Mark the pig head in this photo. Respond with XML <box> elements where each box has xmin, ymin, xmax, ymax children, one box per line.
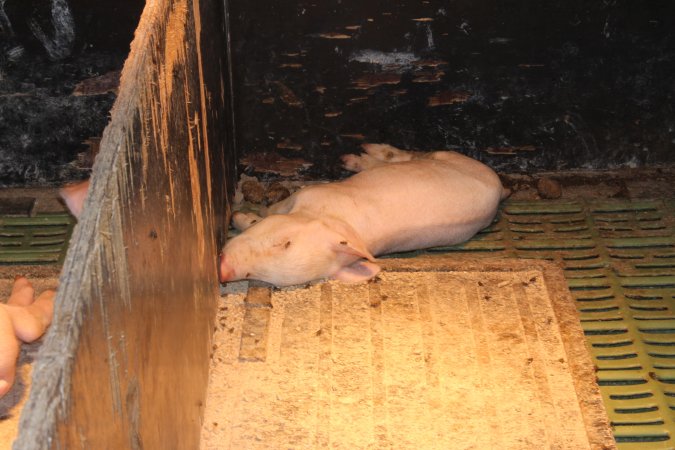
<box><xmin>219</xmin><ymin>212</ymin><xmax>381</xmax><ymax>287</ymax></box>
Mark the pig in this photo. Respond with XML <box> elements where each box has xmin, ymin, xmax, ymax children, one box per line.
<box><xmin>0</xmin><ymin>179</ymin><xmax>88</xmax><ymax>397</ymax></box>
<box><xmin>59</xmin><ymin>179</ymin><xmax>90</xmax><ymax>219</ymax></box>
<box><xmin>0</xmin><ymin>277</ymin><xmax>55</xmax><ymax>396</ymax></box>
<box><xmin>219</xmin><ymin>143</ymin><xmax>508</xmax><ymax>287</ymax></box>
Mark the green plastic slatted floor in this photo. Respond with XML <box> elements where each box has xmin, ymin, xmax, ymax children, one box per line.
<box><xmin>5</xmin><ymin>198</ymin><xmax>675</xmax><ymax>447</ymax></box>
<box><xmin>403</xmin><ymin>198</ymin><xmax>674</xmax><ymax>449</ymax></box>
<box><xmin>0</xmin><ymin>214</ymin><xmax>75</xmax><ymax>265</ymax></box>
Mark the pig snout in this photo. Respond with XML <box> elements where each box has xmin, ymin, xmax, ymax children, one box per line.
<box><xmin>216</xmin><ymin>214</ymin><xmax>382</xmax><ymax>286</ymax></box>
<box><xmin>218</xmin><ymin>253</ymin><xmax>236</xmax><ymax>283</ymax></box>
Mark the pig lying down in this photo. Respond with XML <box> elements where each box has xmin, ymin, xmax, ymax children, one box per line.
<box><xmin>0</xmin><ymin>146</ymin><xmax>503</xmax><ymax>393</ymax></box>
<box><xmin>0</xmin><ymin>180</ymin><xmax>88</xmax><ymax>397</ymax></box>
<box><xmin>219</xmin><ymin>144</ymin><xmax>508</xmax><ymax>287</ymax></box>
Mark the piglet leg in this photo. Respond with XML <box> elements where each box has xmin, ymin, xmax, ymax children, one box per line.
<box><xmin>361</xmin><ymin>143</ymin><xmax>416</xmax><ymax>162</ymax></box>
<box><xmin>0</xmin><ymin>277</ymin><xmax>55</xmax><ymax>397</ymax></box>
<box><xmin>232</xmin><ymin>211</ymin><xmax>263</xmax><ymax>231</ymax></box>
<box><xmin>342</xmin><ymin>143</ymin><xmax>419</xmax><ymax>172</ymax></box>
<box><xmin>341</xmin><ymin>153</ymin><xmax>384</xmax><ymax>172</ymax></box>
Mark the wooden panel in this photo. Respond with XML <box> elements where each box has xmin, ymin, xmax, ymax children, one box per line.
<box><xmin>202</xmin><ymin>258</ymin><xmax>615</xmax><ymax>449</ymax></box>
<box><xmin>14</xmin><ymin>0</ymin><xmax>234</xmax><ymax>448</ymax></box>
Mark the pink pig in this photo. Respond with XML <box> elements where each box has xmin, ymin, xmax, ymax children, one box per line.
<box><xmin>0</xmin><ymin>180</ymin><xmax>89</xmax><ymax>397</ymax></box>
<box><xmin>59</xmin><ymin>179</ymin><xmax>90</xmax><ymax>219</ymax></box>
<box><xmin>219</xmin><ymin>144</ymin><xmax>508</xmax><ymax>286</ymax></box>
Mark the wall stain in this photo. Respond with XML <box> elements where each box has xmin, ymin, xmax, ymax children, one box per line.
<box><xmin>352</xmin><ymin>73</ymin><xmax>401</xmax><ymax>90</ymax></box>
<box><xmin>428</xmin><ymin>91</ymin><xmax>472</xmax><ymax>107</ymax></box>
<box><xmin>240</xmin><ymin>152</ymin><xmax>313</xmax><ymax>177</ymax></box>
<box><xmin>273</xmin><ymin>81</ymin><xmax>303</xmax><ymax>107</ymax></box>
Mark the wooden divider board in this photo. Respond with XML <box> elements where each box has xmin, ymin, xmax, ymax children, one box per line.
<box><xmin>14</xmin><ymin>0</ymin><xmax>234</xmax><ymax>447</ymax></box>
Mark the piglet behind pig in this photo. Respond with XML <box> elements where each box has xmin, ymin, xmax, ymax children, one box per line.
<box><xmin>220</xmin><ymin>144</ymin><xmax>508</xmax><ymax>287</ymax></box>
<box><xmin>0</xmin><ymin>180</ymin><xmax>89</xmax><ymax>397</ymax></box>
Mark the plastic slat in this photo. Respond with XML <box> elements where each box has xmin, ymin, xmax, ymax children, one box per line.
<box><xmin>0</xmin><ymin>213</ymin><xmax>74</xmax><ymax>265</ymax></box>
<box><xmin>452</xmin><ymin>198</ymin><xmax>675</xmax><ymax>446</ymax></box>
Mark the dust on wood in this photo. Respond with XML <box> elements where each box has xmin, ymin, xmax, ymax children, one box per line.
<box><xmin>201</xmin><ymin>258</ymin><xmax>615</xmax><ymax>449</ymax></box>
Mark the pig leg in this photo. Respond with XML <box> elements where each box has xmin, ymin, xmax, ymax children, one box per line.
<box><xmin>361</xmin><ymin>143</ymin><xmax>418</xmax><ymax>162</ymax></box>
<box><xmin>232</xmin><ymin>193</ymin><xmax>298</xmax><ymax>231</ymax></box>
<box><xmin>232</xmin><ymin>212</ymin><xmax>263</xmax><ymax>231</ymax></box>
<box><xmin>341</xmin><ymin>153</ymin><xmax>385</xmax><ymax>172</ymax></box>
<box><xmin>266</xmin><ymin>194</ymin><xmax>297</xmax><ymax>215</ymax></box>
<box><xmin>342</xmin><ymin>144</ymin><xmax>423</xmax><ymax>172</ymax></box>
<box><xmin>0</xmin><ymin>277</ymin><xmax>55</xmax><ymax>397</ymax></box>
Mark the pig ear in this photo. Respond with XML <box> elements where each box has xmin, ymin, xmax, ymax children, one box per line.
<box><xmin>59</xmin><ymin>179</ymin><xmax>90</xmax><ymax>219</ymax></box>
<box><xmin>320</xmin><ymin>217</ymin><xmax>376</xmax><ymax>262</ymax></box>
<box><xmin>331</xmin><ymin>238</ymin><xmax>376</xmax><ymax>262</ymax></box>
<box><xmin>332</xmin><ymin>260</ymin><xmax>381</xmax><ymax>283</ymax></box>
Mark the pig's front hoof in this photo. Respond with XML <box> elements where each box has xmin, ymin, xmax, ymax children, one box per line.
<box><xmin>362</xmin><ymin>143</ymin><xmax>415</xmax><ymax>163</ymax></box>
<box><xmin>341</xmin><ymin>154</ymin><xmax>364</xmax><ymax>172</ymax></box>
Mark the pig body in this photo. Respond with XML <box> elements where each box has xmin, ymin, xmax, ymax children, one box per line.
<box><xmin>220</xmin><ymin>144</ymin><xmax>507</xmax><ymax>287</ymax></box>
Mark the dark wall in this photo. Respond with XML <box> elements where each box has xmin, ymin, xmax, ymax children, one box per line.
<box><xmin>0</xmin><ymin>0</ymin><xmax>145</xmax><ymax>187</ymax></box>
<box><xmin>228</xmin><ymin>0</ymin><xmax>675</xmax><ymax>177</ymax></box>
<box><xmin>2</xmin><ymin>0</ymin><xmax>144</xmax><ymax>53</ymax></box>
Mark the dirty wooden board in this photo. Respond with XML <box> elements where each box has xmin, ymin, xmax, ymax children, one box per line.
<box><xmin>13</xmin><ymin>0</ymin><xmax>234</xmax><ymax>448</ymax></box>
<box><xmin>201</xmin><ymin>257</ymin><xmax>615</xmax><ymax>449</ymax></box>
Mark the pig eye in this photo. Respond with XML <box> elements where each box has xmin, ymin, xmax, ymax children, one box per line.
<box><xmin>284</xmin><ymin>240</ymin><xmax>292</xmax><ymax>249</ymax></box>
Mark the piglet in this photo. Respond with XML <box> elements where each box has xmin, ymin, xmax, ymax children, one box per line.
<box><xmin>0</xmin><ymin>180</ymin><xmax>89</xmax><ymax>397</ymax></box>
<box><xmin>219</xmin><ymin>144</ymin><xmax>508</xmax><ymax>286</ymax></box>
<box><xmin>59</xmin><ymin>179</ymin><xmax>90</xmax><ymax>219</ymax></box>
